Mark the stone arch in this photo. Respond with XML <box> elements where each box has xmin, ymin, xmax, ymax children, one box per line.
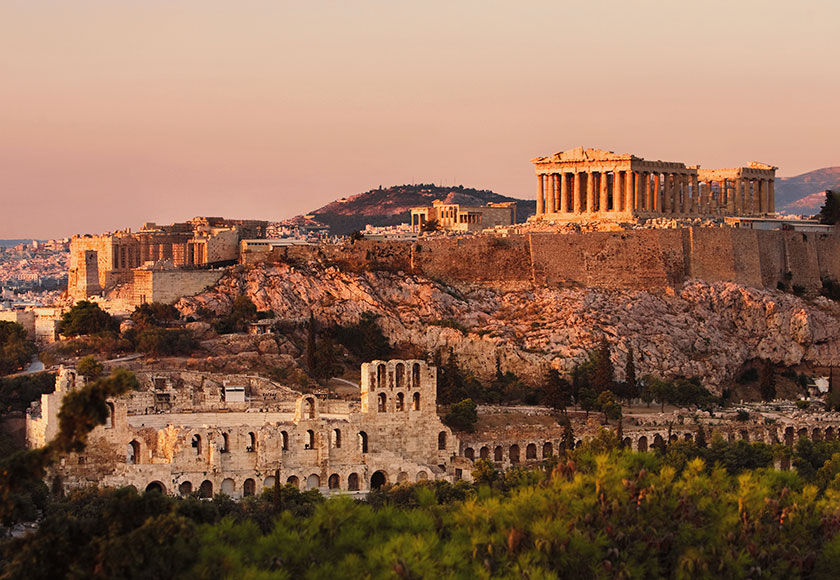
<box><xmin>509</xmin><ymin>444</ymin><xmax>520</xmax><ymax>463</ymax></box>
<box><xmin>669</xmin><ymin>434</ymin><xmax>678</xmax><ymax>443</ymax></box>
<box><xmin>178</xmin><ymin>481</ymin><xmax>192</xmax><ymax>496</ymax></box>
<box><xmin>371</xmin><ymin>470</ymin><xmax>387</xmax><ymax>490</ymax></box>
<box><xmin>306</xmin><ymin>429</ymin><xmax>315</xmax><ymax>449</ymax></box>
<box><xmin>827</xmin><ymin>427</ymin><xmax>836</xmax><ymax>441</ymax></box>
<box><xmin>145</xmin><ymin>481</ymin><xmax>166</xmax><ymax>494</ymax></box>
<box><xmin>397</xmin><ymin>472</ymin><xmax>409</xmax><ymax>484</ymax></box>
<box><xmin>652</xmin><ymin>434</ymin><xmax>665</xmax><ymax>450</ymax></box>
<box><xmin>395</xmin><ymin>362</ymin><xmax>405</xmax><ymax>389</ymax></box>
<box><xmin>359</xmin><ymin>431</ymin><xmax>369</xmax><ymax>453</ymax></box>
<box><xmin>412</xmin><ymin>363</ymin><xmax>421</xmax><ymax>387</ymax></box>
<box><xmin>333</xmin><ymin>428</ymin><xmax>342</xmax><ymax>448</ymax></box>
<box><xmin>221</xmin><ymin>432</ymin><xmax>229</xmax><ymax>453</ymax></box>
<box><xmin>798</xmin><ymin>427</ymin><xmax>808</xmax><ymax>442</ymax></box>
<box><xmin>479</xmin><ymin>446</ymin><xmax>489</xmax><ymax>460</ymax></box>
<box><xmin>243</xmin><ymin>478</ymin><xmax>256</xmax><ymax>496</ymax></box>
<box><xmin>263</xmin><ymin>476</ymin><xmax>276</xmax><ymax>489</ymax></box>
<box><xmin>348</xmin><ymin>473</ymin><xmax>360</xmax><ymax>491</ymax></box>
<box><xmin>281</xmin><ymin>430</ymin><xmax>289</xmax><ymax>450</ymax></box>
<box><xmin>813</xmin><ymin>428</ymin><xmax>823</xmax><ymax>442</ymax></box>
<box><xmin>305</xmin><ymin>397</ymin><xmax>316</xmax><ymax>419</ymax></box>
<box><xmin>221</xmin><ymin>478</ymin><xmax>235</xmax><ymax>496</ymax></box>
<box><xmin>377</xmin><ymin>392</ymin><xmax>387</xmax><ymax>412</ymax></box>
<box><xmin>412</xmin><ymin>392</ymin><xmax>420</xmax><ymax>411</ymax></box>
<box><xmin>286</xmin><ymin>475</ymin><xmax>300</xmax><ymax>488</ymax></box>
<box><xmin>526</xmin><ymin>443</ymin><xmax>537</xmax><ymax>460</ymax></box>
<box><xmin>416</xmin><ymin>471</ymin><xmax>428</xmax><ymax>482</ymax></box>
<box><xmin>247</xmin><ymin>431</ymin><xmax>256</xmax><ymax>452</ymax></box>
<box><xmin>199</xmin><ymin>480</ymin><xmax>213</xmax><ymax>498</ymax></box>
<box><xmin>785</xmin><ymin>427</ymin><xmax>795</xmax><ymax>446</ymax></box>
<box><xmin>638</xmin><ymin>436</ymin><xmax>648</xmax><ymax>452</ymax></box>
<box><xmin>543</xmin><ymin>442</ymin><xmax>553</xmax><ymax>458</ymax></box>
<box><xmin>306</xmin><ymin>474</ymin><xmax>320</xmax><ymax>490</ymax></box>
<box><xmin>464</xmin><ymin>447</ymin><xmax>475</xmax><ymax>461</ymax></box>
<box><xmin>377</xmin><ymin>363</ymin><xmax>386</xmax><ymax>389</ymax></box>
<box><xmin>438</xmin><ymin>431</ymin><xmax>447</xmax><ymax>450</ymax></box>
<box><xmin>684</xmin><ymin>433</ymin><xmax>693</xmax><ymax>442</ymax></box>
<box><xmin>105</xmin><ymin>402</ymin><xmax>115</xmax><ymax>429</ymax></box>
<box><xmin>191</xmin><ymin>434</ymin><xmax>202</xmax><ymax>456</ymax></box>
<box><xmin>396</xmin><ymin>392</ymin><xmax>405</xmax><ymax>411</ymax></box>
<box><xmin>328</xmin><ymin>474</ymin><xmax>340</xmax><ymax>490</ymax></box>
<box><xmin>127</xmin><ymin>440</ymin><xmax>140</xmax><ymax>464</ymax></box>
<box><xmin>494</xmin><ymin>446</ymin><xmax>503</xmax><ymax>461</ymax></box>
<box><xmin>622</xmin><ymin>437</ymin><xmax>632</xmax><ymax>448</ymax></box>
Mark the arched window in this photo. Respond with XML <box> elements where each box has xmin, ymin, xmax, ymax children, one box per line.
<box><xmin>377</xmin><ymin>392</ymin><xmax>387</xmax><ymax>412</ymax></box>
<box><xmin>412</xmin><ymin>363</ymin><xmax>421</xmax><ymax>388</ymax></box>
<box><xmin>281</xmin><ymin>431</ymin><xmax>288</xmax><ymax>450</ymax></box>
<box><xmin>438</xmin><ymin>431</ymin><xmax>447</xmax><ymax>450</ymax></box>
<box><xmin>178</xmin><ymin>481</ymin><xmax>192</xmax><ymax>496</ymax></box>
<box><xmin>286</xmin><ymin>475</ymin><xmax>299</xmax><ymax>488</ymax></box>
<box><xmin>371</xmin><ymin>470</ymin><xmax>387</xmax><ymax>490</ymax></box>
<box><xmin>145</xmin><ymin>481</ymin><xmax>165</xmax><ymax>494</ymax></box>
<box><xmin>526</xmin><ymin>443</ymin><xmax>537</xmax><ymax>459</ymax></box>
<box><xmin>464</xmin><ymin>447</ymin><xmax>475</xmax><ymax>461</ymax></box>
<box><xmin>243</xmin><ymin>478</ymin><xmax>256</xmax><ymax>497</ymax></box>
<box><xmin>305</xmin><ymin>397</ymin><xmax>315</xmax><ymax>419</ymax></box>
<box><xmin>247</xmin><ymin>432</ymin><xmax>256</xmax><ymax>452</ymax></box>
<box><xmin>395</xmin><ymin>363</ymin><xmax>405</xmax><ymax>389</ymax></box>
<box><xmin>306</xmin><ymin>429</ymin><xmax>315</xmax><ymax>449</ymax></box>
<box><xmin>127</xmin><ymin>440</ymin><xmax>140</xmax><ymax>464</ymax></box>
<box><xmin>191</xmin><ymin>434</ymin><xmax>202</xmax><ymax>456</ymax></box>
<box><xmin>328</xmin><ymin>473</ymin><xmax>340</xmax><ymax>490</ymax></box>
<box><xmin>263</xmin><ymin>476</ymin><xmax>276</xmax><ymax>489</ymax></box>
<box><xmin>199</xmin><ymin>480</ymin><xmax>213</xmax><ymax>498</ymax></box>
<box><xmin>637</xmin><ymin>436</ymin><xmax>648</xmax><ymax>452</ymax></box>
<box><xmin>509</xmin><ymin>444</ymin><xmax>520</xmax><ymax>463</ymax></box>
<box><xmin>306</xmin><ymin>474</ymin><xmax>320</xmax><ymax>490</ymax></box>
<box><xmin>542</xmin><ymin>442</ymin><xmax>553</xmax><ymax>458</ymax></box>
<box><xmin>479</xmin><ymin>446</ymin><xmax>489</xmax><ymax>459</ymax></box>
<box><xmin>359</xmin><ymin>431</ymin><xmax>368</xmax><ymax>453</ymax></box>
<box><xmin>494</xmin><ymin>446</ymin><xmax>503</xmax><ymax>461</ymax></box>
<box><xmin>412</xmin><ymin>392</ymin><xmax>420</xmax><ymax>411</ymax></box>
<box><xmin>348</xmin><ymin>473</ymin><xmax>360</xmax><ymax>491</ymax></box>
<box><xmin>221</xmin><ymin>478</ymin><xmax>235</xmax><ymax>496</ymax></box>
<box><xmin>377</xmin><ymin>364</ymin><xmax>386</xmax><ymax>389</ymax></box>
<box><xmin>221</xmin><ymin>433</ymin><xmax>229</xmax><ymax>453</ymax></box>
<box><xmin>105</xmin><ymin>402</ymin><xmax>115</xmax><ymax>429</ymax></box>
<box><xmin>395</xmin><ymin>392</ymin><xmax>404</xmax><ymax>411</ymax></box>
<box><xmin>333</xmin><ymin>428</ymin><xmax>342</xmax><ymax>448</ymax></box>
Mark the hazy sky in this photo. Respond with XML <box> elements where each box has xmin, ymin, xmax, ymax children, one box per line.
<box><xmin>2</xmin><ymin>0</ymin><xmax>838</xmax><ymax>238</ymax></box>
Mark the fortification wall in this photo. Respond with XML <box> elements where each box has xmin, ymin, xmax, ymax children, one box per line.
<box><xmin>133</xmin><ymin>269</ymin><xmax>225</xmax><ymax>306</ymax></box>
<box><xmin>265</xmin><ymin>228</ymin><xmax>838</xmax><ymax>292</ymax></box>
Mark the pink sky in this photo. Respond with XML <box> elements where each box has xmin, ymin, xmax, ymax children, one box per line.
<box><xmin>1</xmin><ymin>0</ymin><xmax>838</xmax><ymax>239</ymax></box>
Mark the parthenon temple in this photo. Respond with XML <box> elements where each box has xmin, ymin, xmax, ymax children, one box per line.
<box><xmin>531</xmin><ymin>147</ymin><xmax>776</xmax><ymax>221</ymax></box>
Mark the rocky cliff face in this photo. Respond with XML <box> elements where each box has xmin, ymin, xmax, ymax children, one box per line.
<box><xmin>177</xmin><ymin>263</ymin><xmax>840</xmax><ymax>393</ymax></box>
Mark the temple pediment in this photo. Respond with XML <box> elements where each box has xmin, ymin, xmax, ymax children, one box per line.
<box><xmin>748</xmin><ymin>161</ymin><xmax>778</xmax><ymax>170</ymax></box>
<box><xmin>531</xmin><ymin>146</ymin><xmax>633</xmax><ymax>164</ymax></box>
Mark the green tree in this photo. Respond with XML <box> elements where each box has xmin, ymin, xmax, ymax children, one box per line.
<box><xmin>597</xmin><ymin>390</ymin><xmax>622</xmax><ymax>424</ymax></box>
<box><xmin>0</xmin><ymin>321</ymin><xmax>35</xmax><ymax>376</ymax></box>
<box><xmin>306</xmin><ymin>311</ymin><xmax>317</xmax><ymax>374</ymax></box>
<box><xmin>443</xmin><ymin>399</ymin><xmax>478</xmax><ymax>432</ymax></box>
<box><xmin>541</xmin><ymin>368</ymin><xmax>572</xmax><ymax>415</ymax></box>
<box><xmin>621</xmin><ymin>343</ymin><xmax>638</xmax><ymax>402</ymax></box>
<box><xmin>578</xmin><ymin>386</ymin><xmax>598</xmax><ymax>418</ymax></box>
<box><xmin>76</xmin><ymin>355</ymin><xmax>103</xmax><ymax>381</ymax></box>
<box><xmin>818</xmin><ymin>189</ymin><xmax>840</xmax><ymax>225</ymax></box>
<box><xmin>131</xmin><ymin>302</ymin><xmax>180</xmax><ymax>327</ymax></box>
<box><xmin>593</xmin><ymin>337</ymin><xmax>614</xmax><ymax>393</ymax></box>
<box><xmin>59</xmin><ymin>300</ymin><xmax>118</xmax><ymax>337</ymax></box>
<box><xmin>333</xmin><ymin>311</ymin><xmax>392</xmax><ymax>361</ymax></box>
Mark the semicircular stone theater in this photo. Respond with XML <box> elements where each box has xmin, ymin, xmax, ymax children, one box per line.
<box><xmin>531</xmin><ymin>147</ymin><xmax>777</xmax><ymax>221</ymax></box>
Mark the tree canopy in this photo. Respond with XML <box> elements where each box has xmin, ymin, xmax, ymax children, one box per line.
<box><xmin>818</xmin><ymin>189</ymin><xmax>840</xmax><ymax>225</ymax></box>
<box><xmin>0</xmin><ymin>321</ymin><xmax>35</xmax><ymax>376</ymax></box>
<box><xmin>59</xmin><ymin>301</ymin><xmax>118</xmax><ymax>337</ymax></box>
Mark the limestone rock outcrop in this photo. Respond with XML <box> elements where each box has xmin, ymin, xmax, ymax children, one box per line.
<box><xmin>177</xmin><ymin>263</ymin><xmax>840</xmax><ymax>393</ymax></box>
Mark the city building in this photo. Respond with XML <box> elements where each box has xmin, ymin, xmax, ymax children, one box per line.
<box><xmin>410</xmin><ymin>201</ymin><xmax>517</xmax><ymax>233</ymax></box>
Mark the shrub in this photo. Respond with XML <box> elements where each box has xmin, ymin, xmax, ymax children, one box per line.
<box><xmin>333</xmin><ymin>312</ymin><xmax>391</xmax><ymax>361</ymax></box>
<box><xmin>136</xmin><ymin>328</ymin><xmax>197</xmax><ymax>356</ymax></box>
<box><xmin>0</xmin><ymin>321</ymin><xmax>36</xmax><ymax>375</ymax></box>
<box><xmin>59</xmin><ymin>301</ymin><xmax>118</xmax><ymax>337</ymax></box>
<box><xmin>792</xmin><ymin>284</ymin><xmax>806</xmax><ymax>297</ymax></box>
<box><xmin>76</xmin><ymin>355</ymin><xmax>103</xmax><ymax>380</ymax></box>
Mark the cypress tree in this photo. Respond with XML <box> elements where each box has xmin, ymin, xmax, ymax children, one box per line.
<box><xmin>594</xmin><ymin>337</ymin><xmax>614</xmax><ymax>393</ymax></box>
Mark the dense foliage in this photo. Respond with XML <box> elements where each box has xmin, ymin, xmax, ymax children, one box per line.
<box><xmin>0</xmin><ymin>322</ymin><xmax>35</xmax><ymax>376</ymax></box>
<box><xmin>818</xmin><ymin>189</ymin><xmax>840</xmax><ymax>225</ymax></box>
<box><xmin>0</xmin><ymin>372</ymin><xmax>54</xmax><ymax>414</ymax></box>
<box><xmin>332</xmin><ymin>311</ymin><xmax>392</xmax><ymax>362</ymax></box>
<box><xmin>8</xmin><ymin>437</ymin><xmax>840</xmax><ymax>578</ymax></box>
<box><xmin>59</xmin><ymin>301</ymin><xmax>119</xmax><ymax>337</ymax></box>
<box><xmin>443</xmin><ymin>398</ymin><xmax>478</xmax><ymax>432</ymax></box>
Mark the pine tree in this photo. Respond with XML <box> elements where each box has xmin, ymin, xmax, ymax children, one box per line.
<box><xmin>623</xmin><ymin>344</ymin><xmax>637</xmax><ymax>402</ymax></box>
<box><xmin>306</xmin><ymin>311</ymin><xmax>317</xmax><ymax>374</ymax></box>
<box><xmin>593</xmin><ymin>337</ymin><xmax>614</xmax><ymax>393</ymax></box>
<box><xmin>818</xmin><ymin>190</ymin><xmax>840</xmax><ymax>225</ymax></box>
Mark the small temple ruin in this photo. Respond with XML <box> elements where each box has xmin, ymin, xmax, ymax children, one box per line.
<box><xmin>531</xmin><ymin>147</ymin><xmax>777</xmax><ymax>221</ymax></box>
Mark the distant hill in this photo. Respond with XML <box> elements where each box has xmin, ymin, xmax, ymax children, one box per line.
<box><xmin>776</xmin><ymin>167</ymin><xmax>840</xmax><ymax>215</ymax></box>
<box><xmin>299</xmin><ymin>184</ymin><xmax>535</xmax><ymax>234</ymax></box>
<box><xmin>0</xmin><ymin>239</ymin><xmax>36</xmax><ymax>248</ymax></box>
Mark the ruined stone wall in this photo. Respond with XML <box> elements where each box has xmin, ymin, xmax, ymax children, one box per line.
<box><xmin>204</xmin><ymin>228</ymin><xmax>240</xmax><ymax>263</ymax></box>
<box><xmin>132</xmin><ymin>269</ymin><xmax>225</xmax><ymax>306</ymax></box>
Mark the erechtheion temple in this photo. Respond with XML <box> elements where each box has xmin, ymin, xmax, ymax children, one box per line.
<box><xmin>531</xmin><ymin>147</ymin><xmax>777</xmax><ymax>221</ymax></box>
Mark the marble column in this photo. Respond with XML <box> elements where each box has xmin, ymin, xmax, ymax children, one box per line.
<box><xmin>769</xmin><ymin>180</ymin><xmax>775</xmax><ymax>213</ymax></box>
<box><xmin>652</xmin><ymin>173</ymin><xmax>661</xmax><ymax>212</ymax></box>
<box><xmin>572</xmin><ymin>173</ymin><xmax>581</xmax><ymax>214</ymax></box>
<box><xmin>758</xmin><ymin>179</ymin><xmax>766</xmax><ymax>214</ymax></box>
<box><xmin>586</xmin><ymin>172</ymin><xmax>596</xmax><ymax>213</ymax></box>
<box><xmin>599</xmin><ymin>172</ymin><xmax>609</xmax><ymax>212</ymax></box>
<box><xmin>691</xmin><ymin>175</ymin><xmax>700</xmax><ymax>214</ymax></box>
<box><xmin>625</xmin><ymin>170</ymin><xmax>635</xmax><ymax>213</ymax></box>
<box><xmin>536</xmin><ymin>174</ymin><xmax>544</xmax><ymax>215</ymax></box>
<box><xmin>734</xmin><ymin>178</ymin><xmax>743</xmax><ymax>214</ymax></box>
<box><xmin>615</xmin><ymin>171</ymin><xmax>624</xmax><ymax>212</ymax></box>
<box><xmin>560</xmin><ymin>173</ymin><xmax>569</xmax><ymax>213</ymax></box>
<box><xmin>554</xmin><ymin>174</ymin><xmax>561</xmax><ymax>213</ymax></box>
<box><xmin>546</xmin><ymin>174</ymin><xmax>556</xmax><ymax>213</ymax></box>
<box><xmin>662</xmin><ymin>173</ymin><xmax>671</xmax><ymax>213</ymax></box>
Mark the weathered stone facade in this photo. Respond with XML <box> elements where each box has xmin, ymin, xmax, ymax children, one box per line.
<box><xmin>410</xmin><ymin>200</ymin><xmax>516</xmax><ymax>232</ymax></box>
<box><xmin>27</xmin><ymin>361</ymin><xmax>466</xmax><ymax>497</ymax></box>
<box><xmin>532</xmin><ymin>147</ymin><xmax>776</xmax><ymax>221</ymax></box>
<box><xmin>67</xmin><ymin>217</ymin><xmax>267</xmax><ymax>303</ymax></box>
